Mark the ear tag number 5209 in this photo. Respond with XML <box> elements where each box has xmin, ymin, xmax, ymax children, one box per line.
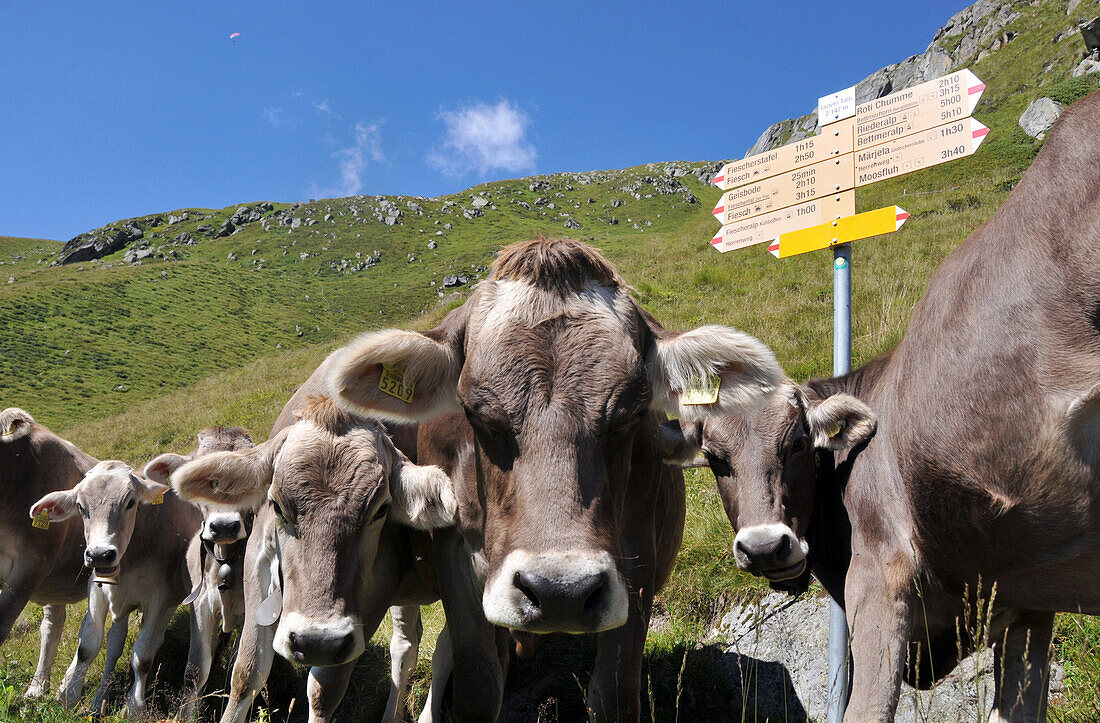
<box><xmin>379</xmin><ymin>363</ymin><xmax>415</xmax><ymax>403</ymax></box>
<box><xmin>681</xmin><ymin>374</ymin><xmax>721</xmax><ymax>405</ymax></box>
<box><xmin>32</xmin><ymin>509</ymin><xmax>50</xmax><ymax>530</ymax></box>
<box><xmin>151</xmin><ymin>491</ymin><xmax>165</xmax><ymax>505</ymax></box>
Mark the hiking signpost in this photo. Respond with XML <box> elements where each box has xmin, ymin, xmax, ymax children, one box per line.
<box><xmin>709</xmin><ymin>69</ymin><xmax>988</xmax><ymax>723</ymax></box>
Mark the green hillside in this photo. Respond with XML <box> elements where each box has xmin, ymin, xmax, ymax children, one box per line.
<box><xmin>3</xmin><ymin>0</ymin><xmax>1100</xmax><ymax>720</ymax></box>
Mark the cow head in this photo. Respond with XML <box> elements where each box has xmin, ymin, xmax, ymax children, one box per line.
<box><xmin>327</xmin><ymin>237</ymin><xmax>781</xmax><ymax>634</ymax></box>
<box><xmin>171</xmin><ymin>396</ymin><xmax>456</xmax><ymax>666</ymax></box>
<box><xmin>145</xmin><ymin>426</ymin><xmax>257</xmax><ymax>545</ymax></box>
<box><xmin>662</xmin><ymin>382</ymin><xmax>875</xmax><ymax>584</ymax></box>
<box><xmin>30</xmin><ymin>460</ymin><xmax>169</xmax><ymax>582</ymax></box>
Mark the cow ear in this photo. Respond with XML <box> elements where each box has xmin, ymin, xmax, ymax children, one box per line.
<box><xmin>659</xmin><ymin>420</ymin><xmax>703</xmax><ymax>466</ymax></box>
<box><xmin>31</xmin><ymin>490</ymin><xmax>78</xmax><ymax>522</ymax></box>
<box><xmin>172</xmin><ymin>430</ymin><xmax>286</xmax><ymax>510</ymax></box>
<box><xmin>0</xmin><ymin>408</ymin><xmax>34</xmax><ymax>443</ymax></box>
<box><xmin>647</xmin><ymin>325</ymin><xmax>781</xmax><ymax>422</ymax></box>
<box><xmin>134</xmin><ymin>473</ymin><xmax>170</xmax><ymax>505</ymax></box>
<box><xmin>388</xmin><ymin>454</ymin><xmax>458</xmax><ymax>530</ymax></box>
<box><xmin>808</xmin><ymin>394</ymin><xmax>877</xmax><ymax>450</ymax></box>
<box><xmin>143</xmin><ymin>453</ymin><xmax>190</xmax><ymax>485</ymax></box>
<box><xmin>328</xmin><ymin>306</ymin><xmax>467</xmax><ymax>423</ymax></box>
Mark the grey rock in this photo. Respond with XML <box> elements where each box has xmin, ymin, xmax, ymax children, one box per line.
<box><xmin>196</xmin><ymin>224</ymin><xmax>215</xmax><ymax>235</ymax></box>
<box><xmin>1073</xmin><ymin>51</ymin><xmax>1100</xmax><ymax>75</ymax></box>
<box><xmin>7</xmin><ymin>276</ymin><xmax>13</xmax><ymax>284</ymax></box>
<box><xmin>443</xmin><ymin>223</ymin><xmax>452</xmax><ymax>230</ymax></box>
<box><xmin>442</xmin><ymin>274</ymin><xmax>469</xmax><ymax>288</ymax></box>
<box><xmin>214</xmin><ymin>220</ymin><xmax>236</xmax><ymax>238</ymax></box>
<box><xmin>123</xmin><ymin>246</ymin><xmax>155</xmax><ymax>263</ymax></box>
<box><xmin>113</xmin><ymin>385</ymin><xmax>128</xmax><ymax>392</ymax></box>
<box><xmin>610</xmin><ymin>198</ymin><xmax>622</xmax><ymax>208</ymax></box>
<box><xmin>471</xmin><ymin>196</ymin><xmax>489</xmax><ymax>208</ymax></box>
<box><xmin>564</xmin><ymin>219</ymin><xmax>582</xmax><ymax>230</ymax></box>
<box><xmin>57</xmin><ymin>222</ymin><xmax>144</xmax><ymax>265</ymax></box>
<box><xmin>1082</xmin><ymin>16</ymin><xmax>1100</xmax><ymax>52</ymax></box>
<box><xmin>407</xmin><ymin>201</ymin><xmax>422</xmax><ymax>212</ymax></box>
<box><xmin>428</xmin><ymin>241</ymin><xmax>438</xmax><ymax>250</ymax></box>
<box><xmin>290</xmin><ymin>217</ymin><xmax>302</xmax><ymax>229</ymax></box>
<box><xmin>167</xmin><ymin>212</ymin><xmax>189</xmax><ymax>225</ymax></box>
<box><xmin>1019</xmin><ymin>97</ymin><xmax>1065</xmax><ymax>138</ymax></box>
<box><xmin>230</xmin><ymin>206</ymin><xmax>261</xmax><ymax>225</ymax></box>
<box><xmin>175</xmin><ymin>232</ymin><xmax>194</xmax><ymax>245</ymax></box>
<box><xmin>528</xmin><ymin>180</ymin><xmax>552</xmax><ymax>192</ymax></box>
<box><xmin>712</xmin><ymin>592</ymin><xmax>1064</xmax><ymax>722</ymax></box>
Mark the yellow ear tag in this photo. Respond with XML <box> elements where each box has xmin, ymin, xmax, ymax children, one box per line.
<box><xmin>378</xmin><ymin>363</ymin><xmax>415</xmax><ymax>403</ymax></box>
<box><xmin>151</xmin><ymin>490</ymin><xmax>165</xmax><ymax>505</ymax></box>
<box><xmin>826</xmin><ymin>418</ymin><xmax>848</xmax><ymax>438</ymax></box>
<box><xmin>681</xmin><ymin>374</ymin><xmax>721</xmax><ymax>405</ymax></box>
<box><xmin>32</xmin><ymin>509</ymin><xmax>50</xmax><ymax>530</ymax></box>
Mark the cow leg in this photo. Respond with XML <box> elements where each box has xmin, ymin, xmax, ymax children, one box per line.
<box><xmin>382</xmin><ymin>604</ymin><xmax>422</xmax><ymax>723</ymax></box>
<box><xmin>25</xmin><ymin>603</ymin><xmax>66</xmax><ymax>697</ymax></box>
<box><xmin>588</xmin><ymin>581</ymin><xmax>653</xmax><ymax>722</ymax></box>
<box><xmin>843</xmin><ymin>558</ymin><xmax>911</xmax><ymax>722</ymax></box>
<box><xmin>417</xmin><ymin>622</ymin><xmax>454</xmax><ymax>723</ymax></box>
<box><xmin>90</xmin><ymin>612</ymin><xmax>131</xmax><ymax>715</ymax></box>
<box><xmin>57</xmin><ymin>583</ymin><xmax>110</xmax><ymax>708</ymax></box>
<box><xmin>0</xmin><ymin>562</ymin><xmax>43</xmax><ymax>644</ymax></box>
<box><xmin>124</xmin><ymin>600</ymin><xmax>173</xmax><ymax>717</ymax></box>
<box><xmin>220</xmin><ymin>617</ymin><xmax>277</xmax><ymax>723</ymax></box>
<box><xmin>306</xmin><ymin>659</ymin><xmax>357</xmax><ymax>723</ymax></box>
<box><xmin>433</xmin><ymin>528</ymin><xmax>507</xmax><ymax>722</ymax></box>
<box><xmin>180</xmin><ymin>595</ymin><xmax>218</xmax><ymax>721</ymax></box>
<box><xmin>990</xmin><ymin>611</ymin><xmax>1054</xmax><ymax>723</ymax></box>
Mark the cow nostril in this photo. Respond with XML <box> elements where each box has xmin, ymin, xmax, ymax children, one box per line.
<box><xmin>581</xmin><ymin>573</ymin><xmax>608</xmax><ymax>612</ymax></box>
<box><xmin>514</xmin><ymin>572</ymin><xmax>541</xmax><ymax>609</ymax></box>
<box><xmin>775</xmin><ymin>535</ymin><xmax>791</xmax><ymax>559</ymax></box>
<box><xmin>735</xmin><ymin>540</ymin><xmax>751</xmax><ymax>559</ymax></box>
<box><xmin>288</xmin><ymin>631</ymin><xmax>298</xmax><ymax>649</ymax></box>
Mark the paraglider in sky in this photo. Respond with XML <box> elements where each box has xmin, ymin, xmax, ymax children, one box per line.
<box><xmin>229</xmin><ymin>32</ymin><xmax>241</xmax><ymax>40</ymax></box>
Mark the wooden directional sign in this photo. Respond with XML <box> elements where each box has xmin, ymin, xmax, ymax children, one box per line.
<box><xmin>854</xmin><ymin>69</ymin><xmax>985</xmax><ymax>150</ymax></box>
<box><xmin>855</xmin><ymin>117</ymin><xmax>988</xmax><ymax>186</ymax></box>
<box><xmin>712</xmin><ymin>153</ymin><xmax>855</xmax><ymax>226</ymax></box>
<box><xmin>711</xmin><ymin>191</ymin><xmax>855</xmax><ymax>253</ymax></box>
<box><xmin>768</xmin><ymin>206</ymin><xmax>909</xmax><ymax>259</ymax></box>
<box><xmin>713</xmin><ymin>120</ymin><xmax>854</xmax><ymax>191</ymax></box>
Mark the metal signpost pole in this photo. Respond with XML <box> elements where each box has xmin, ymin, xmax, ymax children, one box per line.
<box><xmin>826</xmin><ymin>243</ymin><xmax>852</xmax><ymax>722</ymax></box>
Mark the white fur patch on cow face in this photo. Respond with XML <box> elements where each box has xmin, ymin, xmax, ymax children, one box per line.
<box><xmin>482</xmin><ymin>549</ymin><xmax>628</xmax><ymax>634</ymax></box>
<box><xmin>732</xmin><ymin>523</ymin><xmax>808</xmax><ymax>581</ymax></box>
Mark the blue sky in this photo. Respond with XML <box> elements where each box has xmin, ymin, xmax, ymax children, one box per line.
<box><xmin>2</xmin><ymin>1</ymin><xmax>969</xmax><ymax>241</ymax></box>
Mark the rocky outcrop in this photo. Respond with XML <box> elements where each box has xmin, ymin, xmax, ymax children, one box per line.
<box><xmin>56</xmin><ymin>222</ymin><xmax>144</xmax><ymax>265</ymax></box>
<box><xmin>1018</xmin><ymin>97</ymin><xmax>1065</xmax><ymax>138</ymax></box>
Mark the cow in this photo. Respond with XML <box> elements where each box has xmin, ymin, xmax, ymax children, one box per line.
<box><xmin>31</xmin><ymin>459</ymin><xmax>191</xmax><ymax>716</ymax></box>
<box><xmin>30</xmin><ymin>425</ymin><xmax>255</xmax><ymax>717</ymax></box>
<box><xmin>170</xmin><ymin>351</ymin><xmax>459</xmax><ymax>723</ymax></box>
<box><xmin>143</xmin><ymin>425</ymin><xmax>257</xmax><ymax>719</ymax></box>
<box><xmin>325</xmin><ymin>236</ymin><xmax>783</xmax><ymax>720</ymax></box>
<box><xmin>660</xmin><ymin>91</ymin><xmax>1100</xmax><ymax>722</ymax></box>
<box><xmin>0</xmin><ymin>407</ymin><xmax>97</xmax><ymax>698</ymax></box>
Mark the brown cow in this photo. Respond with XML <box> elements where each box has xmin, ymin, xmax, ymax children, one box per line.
<box><xmin>0</xmin><ymin>407</ymin><xmax>97</xmax><ymax>698</ymax></box>
<box><xmin>171</xmin><ymin>352</ymin><xmax>457</xmax><ymax>723</ymax></box>
<box><xmin>326</xmin><ymin>237</ymin><xmax>782</xmax><ymax>720</ymax></box>
<box><xmin>661</xmin><ymin>91</ymin><xmax>1100</xmax><ymax>722</ymax></box>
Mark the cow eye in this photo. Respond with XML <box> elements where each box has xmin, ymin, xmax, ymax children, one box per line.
<box><xmin>271</xmin><ymin>499</ymin><xmax>286</xmax><ymax>522</ymax></box>
<box><xmin>125</xmin><ymin>498</ymin><xmax>136</xmax><ymax>510</ymax></box>
<box><xmin>790</xmin><ymin>436</ymin><xmax>807</xmax><ymax>453</ymax></box>
<box><xmin>373</xmin><ymin>501</ymin><xmax>390</xmax><ymax>522</ymax></box>
<box><xmin>77</xmin><ymin>503</ymin><xmax>88</xmax><ymax>518</ymax></box>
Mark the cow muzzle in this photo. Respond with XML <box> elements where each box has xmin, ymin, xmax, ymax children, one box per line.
<box><xmin>274</xmin><ymin>612</ymin><xmax>364</xmax><ymax>667</ymax></box>
<box><xmin>85</xmin><ymin>545</ymin><xmax>120</xmax><ymax>584</ymax></box>
<box><xmin>733</xmin><ymin>524</ymin><xmax>808</xmax><ymax>581</ymax></box>
<box><xmin>482</xmin><ymin>550</ymin><xmax>628</xmax><ymax>634</ymax></box>
<box><xmin>202</xmin><ymin>513</ymin><xmax>247</xmax><ymax>544</ymax></box>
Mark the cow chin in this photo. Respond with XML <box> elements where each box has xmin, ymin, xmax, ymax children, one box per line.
<box><xmin>273</xmin><ymin>611</ymin><xmax>365</xmax><ymax>667</ymax></box>
<box><xmin>482</xmin><ymin>550</ymin><xmax>629</xmax><ymax>634</ymax></box>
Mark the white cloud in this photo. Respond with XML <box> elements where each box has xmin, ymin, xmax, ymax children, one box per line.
<box><xmin>428</xmin><ymin>99</ymin><xmax>537</xmax><ymax>178</ymax></box>
<box><xmin>313</xmin><ymin>98</ymin><xmax>341</xmax><ymax>120</ymax></box>
<box><xmin>261</xmin><ymin>106</ymin><xmax>297</xmax><ymax>129</ymax></box>
<box><xmin>313</xmin><ymin>121</ymin><xmax>385</xmax><ymax>198</ymax></box>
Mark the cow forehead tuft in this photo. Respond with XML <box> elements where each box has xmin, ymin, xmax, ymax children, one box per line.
<box><xmin>274</xmin><ymin>421</ymin><xmax>387</xmax><ymax>495</ymax></box>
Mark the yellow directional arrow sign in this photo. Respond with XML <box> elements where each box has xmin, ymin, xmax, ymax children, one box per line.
<box><xmin>768</xmin><ymin>206</ymin><xmax>909</xmax><ymax>259</ymax></box>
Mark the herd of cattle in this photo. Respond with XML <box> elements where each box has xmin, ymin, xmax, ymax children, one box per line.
<box><xmin>1</xmin><ymin>93</ymin><xmax>1098</xmax><ymax>723</ymax></box>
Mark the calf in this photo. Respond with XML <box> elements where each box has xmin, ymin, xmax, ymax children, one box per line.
<box><xmin>327</xmin><ymin>237</ymin><xmax>782</xmax><ymax>720</ymax></box>
<box><xmin>32</xmin><ymin>460</ymin><xmax>190</xmax><ymax>716</ymax></box>
<box><xmin>143</xmin><ymin>425</ymin><xmax>257</xmax><ymax>719</ymax></box>
<box><xmin>0</xmin><ymin>407</ymin><xmax>96</xmax><ymax>697</ymax></box>
<box><xmin>662</xmin><ymin>91</ymin><xmax>1100</xmax><ymax>721</ymax></box>
<box><xmin>173</xmin><ymin>356</ymin><xmax>458</xmax><ymax>723</ymax></box>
